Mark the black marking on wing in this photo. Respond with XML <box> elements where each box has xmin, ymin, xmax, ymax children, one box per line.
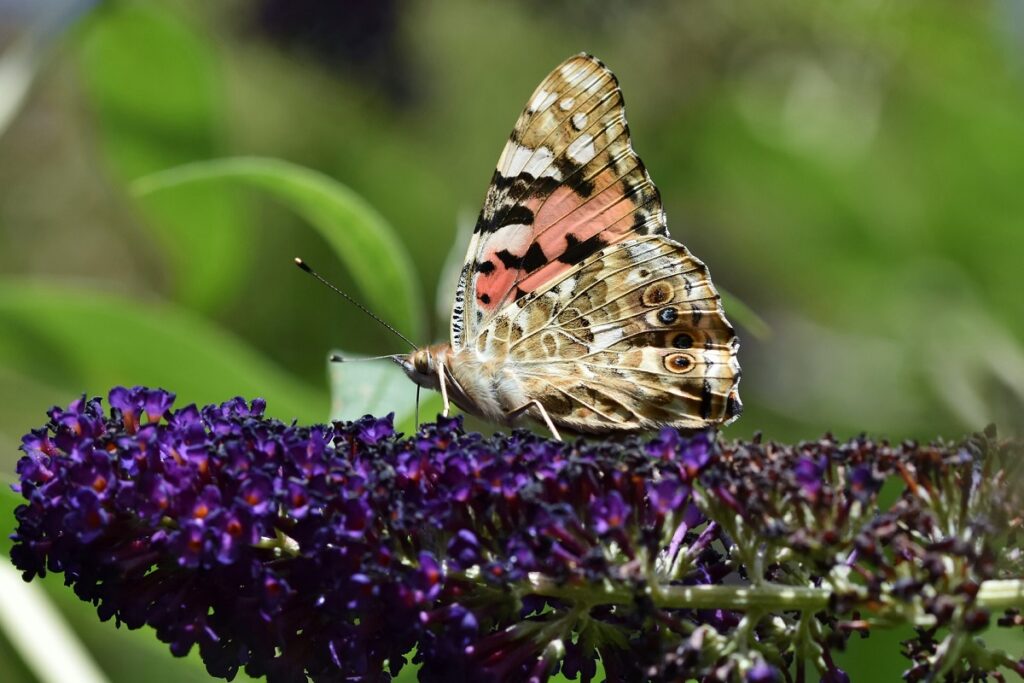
<box><xmin>520</xmin><ymin>242</ymin><xmax>547</xmax><ymax>273</ymax></box>
<box><xmin>631</xmin><ymin>210</ymin><xmax>649</xmax><ymax>232</ymax></box>
<box><xmin>451</xmin><ymin>264</ymin><xmax>470</xmax><ymax>347</ymax></box>
<box><xmin>476</xmin><ymin>172</ymin><xmax>561</xmax><ymax>234</ymax></box>
<box><xmin>491</xmin><ymin>170</ymin><xmax>562</xmax><ymax>196</ymax></box>
<box><xmin>673</xmin><ymin>333</ymin><xmax>693</xmax><ymax>349</ymax></box>
<box><xmin>700</xmin><ymin>380</ymin><xmax>713</xmax><ymax>420</ymax></box>
<box><xmin>726</xmin><ymin>392</ymin><xmax>743</xmax><ymax>419</ymax></box>
<box><xmin>554</xmin><ymin>157</ymin><xmax>596</xmax><ymax>197</ymax></box>
<box><xmin>494</xmin><ymin>204</ymin><xmax>535</xmax><ymax>228</ymax></box>
<box><xmin>495</xmin><ymin>250</ymin><xmax>520</xmax><ymax>269</ymax></box>
<box><xmin>491</xmin><ymin>244</ymin><xmax>548</xmax><ymax>276</ymax></box>
<box><xmin>558</xmin><ymin>233</ymin><xmax>608</xmax><ymax>266</ymax></box>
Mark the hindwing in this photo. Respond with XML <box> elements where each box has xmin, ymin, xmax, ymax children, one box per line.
<box><xmin>474</xmin><ymin>235</ymin><xmax>742</xmax><ymax>432</ymax></box>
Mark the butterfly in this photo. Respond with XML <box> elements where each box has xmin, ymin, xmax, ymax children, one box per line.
<box><xmin>396</xmin><ymin>53</ymin><xmax>741</xmax><ymax>439</ymax></box>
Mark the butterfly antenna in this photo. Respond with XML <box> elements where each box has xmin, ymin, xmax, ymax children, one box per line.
<box><xmin>329</xmin><ymin>353</ymin><xmax>400</xmax><ymax>363</ymax></box>
<box><xmin>294</xmin><ymin>258</ymin><xmax>416</xmax><ymax>350</ymax></box>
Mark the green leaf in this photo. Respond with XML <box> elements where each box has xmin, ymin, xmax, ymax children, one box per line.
<box><xmin>0</xmin><ymin>31</ymin><xmax>42</xmax><ymax>140</ymax></box>
<box><xmin>0</xmin><ymin>563</ymin><xmax>110</xmax><ymax>683</ymax></box>
<box><xmin>134</xmin><ymin>157</ymin><xmax>425</xmax><ymax>342</ymax></box>
<box><xmin>77</xmin><ymin>4</ymin><xmax>248</xmax><ymax>312</ymax></box>
<box><xmin>328</xmin><ymin>350</ymin><xmax>442</xmax><ymax>434</ymax></box>
<box><xmin>719</xmin><ymin>288</ymin><xmax>771</xmax><ymax>341</ymax></box>
<box><xmin>0</xmin><ymin>280</ymin><xmax>326</xmax><ymax>426</ymax></box>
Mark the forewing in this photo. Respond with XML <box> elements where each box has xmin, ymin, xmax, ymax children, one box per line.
<box><xmin>451</xmin><ymin>53</ymin><xmax>667</xmax><ymax>350</ymax></box>
<box><xmin>473</xmin><ymin>235</ymin><xmax>741</xmax><ymax>432</ymax></box>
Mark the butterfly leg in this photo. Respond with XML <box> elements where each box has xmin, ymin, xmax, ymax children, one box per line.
<box><xmin>506</xmin><ymin>400</ymin><xmax>562</xmax><ymax>442</ymax></box>
<box><xmin>436</xmin><ymin>363</ymin><xmax>450</xmax><ymax>417</ymax></box>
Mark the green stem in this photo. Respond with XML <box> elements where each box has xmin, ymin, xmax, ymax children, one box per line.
<box><xmin>253</xmin><ymin>528</ymin><xmax>301</xmax><ymax>557</ymax></box>
<box><xmin>976</xmin><ymin>579</ymin><xmax>1024</xmax><ymax>610</ymax></box>
<box><xmin>529</xmin><ymin>575</ymin><xmax>830</xmax><ymax>611</ymax></box>
<box><xmin>527</xmin><ymin>576</ymin><xmax>1024</xmax><ymax>615</ymax></box>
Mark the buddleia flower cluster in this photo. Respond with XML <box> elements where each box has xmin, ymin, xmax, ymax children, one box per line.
<box><xmin>9</xmin><ymin>387</ymin><xmax>1024</xmax><ymax>682</ymax></box>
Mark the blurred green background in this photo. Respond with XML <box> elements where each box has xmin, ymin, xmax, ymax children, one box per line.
<box><xmin>2</xmin><ymin>0</ymin><xmax>1023</xmax><ymax>680</ymax></box>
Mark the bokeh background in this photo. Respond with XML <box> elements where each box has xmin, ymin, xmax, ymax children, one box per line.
<box><xmin>2</xmin><ymin>0</ymin><xmax>1023</xmax><ymax>681</ymax></box>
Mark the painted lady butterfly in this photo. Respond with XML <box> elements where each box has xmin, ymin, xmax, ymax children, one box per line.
<box><xmin>397</xmin><ymin>54</ymin><xmax>741</xmax><ymax>439</ymax></box>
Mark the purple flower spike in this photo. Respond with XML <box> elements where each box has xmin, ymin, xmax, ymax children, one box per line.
<box><xmin>448</xmin><ymin>529</ymin><xmax>482</xmax><ymax>569</ymax></box>
<box><xmin>649</xmin><ymin>478</ymin><xmax>690</xmax><ymax>515</ymax></box>
<box><xmin>591</xmin><ymin>490</ymin><xmax>630</xmax><ymax>535</ymax></box>
<box><xmin>747</xmin><ymin>661</ymin><xmax>782</xmax><ymax>682</ymax></box>
<box><xmin>680</xmin><ymin>431</ymin><xmax>714</xmax><ymax>476</ymax></box>
<box><xmin>646</xmin><ymin>427</ymin><xmax>683</xmax><ymax>460</ymax></box>
<box><xmin>646</xmin><ymin>428</ymin><xmax>714</xmax><ymax>478</ymax></box>
<box><xmin>144</xmin><ymin>388</ymin><xmax>176</xmax><ymax>423</ymax></box>
<box><xmin>848</xmin><ymin>464</ymin><xmax>880</xmax><ymax>501</ymax></box>
<box><xmin>794</xmin><ymin>455</ymin><xmax>827</xmax><ymax>496</ymax></box>
<box><xmin>356</xmin><ymin>413</ymin><xmax>395</xmax><ymax>445</ymax></box>
<box><xmin>10</xmin><ymin>388</ymin><xmax>1022</xmax><ymax>683</ymax></box>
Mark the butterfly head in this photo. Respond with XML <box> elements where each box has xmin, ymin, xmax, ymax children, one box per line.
<box><xmin>394</xmin><ymin>343</ymin><xmax>451</xmax><ymax>390</ymax></box>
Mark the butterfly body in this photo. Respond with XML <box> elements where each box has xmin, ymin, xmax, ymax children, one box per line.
<box><xmin>399</xmin><ymin>54</ymin><xmax>741</xmax><ymax>435</ymax></box>
<box><xmin>398</xmin><ymin>343</ymin><xmax>529</xmax><ymax>427</ymax></box>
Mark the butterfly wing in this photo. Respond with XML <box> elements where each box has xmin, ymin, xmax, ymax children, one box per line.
<box><xmin>474</xmin><ymin>234</ymin><xmax>741</xmax><ymax>432</ymax></box>
<box><xmin>451</xmin><ymin>53</ymin><xmax>668</xmax><ymax>350</ymax></box>
<box><xmin>451</xmin><ymin>53</ymin><xmax>740</xmax><ymax>432</ymax></box>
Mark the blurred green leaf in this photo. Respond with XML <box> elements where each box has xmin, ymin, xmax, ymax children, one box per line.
<box><xmin>0</xmin><ymin>34</ymin><xmax>41</xmax><ymax>141</ymax></box>
<box><xmin>77</xmin><ymin>4</ymin><xmax>248</xmax><ymax>312</ymax></box>
<box><xmin>134</xmin><ymin>157</ymin><xmax>425</xmax><ymax>341</ymax></box>
<box><xmin>0</xmin><ymin>280</ymin><xmax>326</xmax><ymax>425</ymax></box>
<box><xmin>0</xmin><ymin>563</ymin><xmax>110</xmax><ymax>683</ymax></box>
<box><xmin>328</xmin><ymin>350</ymin><xmax>442</xmax><ymax>434</ymax></box>
<box><xmin>0</xmin><ymin>480</ymin><xmax>19</xmax><ymax>558</ymax></box>
<box><xmin>719</xmin><ymin>288</ymin><xmax>771</xmax><ymax>341</ymax></box>
<box><xmin>0</xmin><ymin>364</ymin><xmax>70</xmax><ymax>463</ymax></box>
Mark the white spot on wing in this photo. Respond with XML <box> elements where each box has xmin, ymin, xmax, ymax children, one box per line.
<box><xmin>625</xmin><ymin>268</ymin><xmax>647</xmax><ymax>285</ymax></box>
<box><xmin>561</xmin><ymin>62</ymin><xmax>584</xmax><ymax>80</ymax></box>
<box><xmin>502</xmin><ymin>143</ymin><xmax>560</xmax><ymax>178</ymax></box>
<box><xmin>572</xmin><ymin>112</ymin><xmax>588</xmax><ymax>130</ymax></box>
<box><xmin>529</xmin><ymin>89</ymin><xmax>557</xmax><ymax>113</ymax></box>
<box><xmin>559</xmin><ymin>97</ymin><xmax>575</xmax><ymax>110</ymax></box>
<box><xmin>567</xmin><ymin>133</ymin><xmax>596</xmax><ymax>164</ymax></box>
<box><xmin>487</xmin><ymin>223</ymin><xmax>532</xmax><ymax>255</ymax></box>
<box><xmin>626</xmin><ymin>241</ymin><xmax>659</xmax><ymax>261</ymax></box>
<box><xmin>560</xmin><ymin>60</ymin><xmax>597</xmax><ymax>86</ymax></box>
<box><xmin>591</xmin><ymin>326</ymin><xmax>625</xmax><ymax>349</ymax></box>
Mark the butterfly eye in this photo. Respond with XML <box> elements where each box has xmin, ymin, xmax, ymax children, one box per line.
<box><xmin>665</xmin><ymin>353</ymin><xmax>694</xmax><ymax>373</ymax></box>
<box><xmin>413</xmin><ymin>352</ymin><xmax>430</xmax><ymax>373</ymax></box>
<box><xmin>657</xmin><ymin>307</ymin><xmax>678</xmax><ymax>325</ymax></box>
<box><xmin>672</xmin><ymin>333</ymin><xmax>693</xmax><ymax>349</ymax></box>
<box><xmin>642</xmin><ymin>282</ymin><xmax>674</xmax><ymax>307</ymax></box>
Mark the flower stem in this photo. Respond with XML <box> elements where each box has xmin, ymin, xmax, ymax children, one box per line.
<box><xmin>527</xmin><ymin>576</ymin><xmax>1024</xmax><ymax>615</ymax></box>
<box><xmin>976</xmin><ymin>579</ymin><xmax>1024</xmax><ymax>610</ymax></box>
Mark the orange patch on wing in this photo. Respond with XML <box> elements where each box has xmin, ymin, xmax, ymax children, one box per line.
<box><xmin>475</xmin><ymin>170</ymin><xmax>642</xmax><ymax>310</ymax></box>
<box><xmin>518</xmin><ymin>261</ymin><xmax>574</xmax><ymax>294</ymax></box>
<box><xmin>475</xmin><ymin>265</ymin><xmax>516</xmax><ymax>311</ymax></box>
<box><xmin>518</xmin><ymin>174</ymin><xmax>639</xmax><ymax>293</ymax></box>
